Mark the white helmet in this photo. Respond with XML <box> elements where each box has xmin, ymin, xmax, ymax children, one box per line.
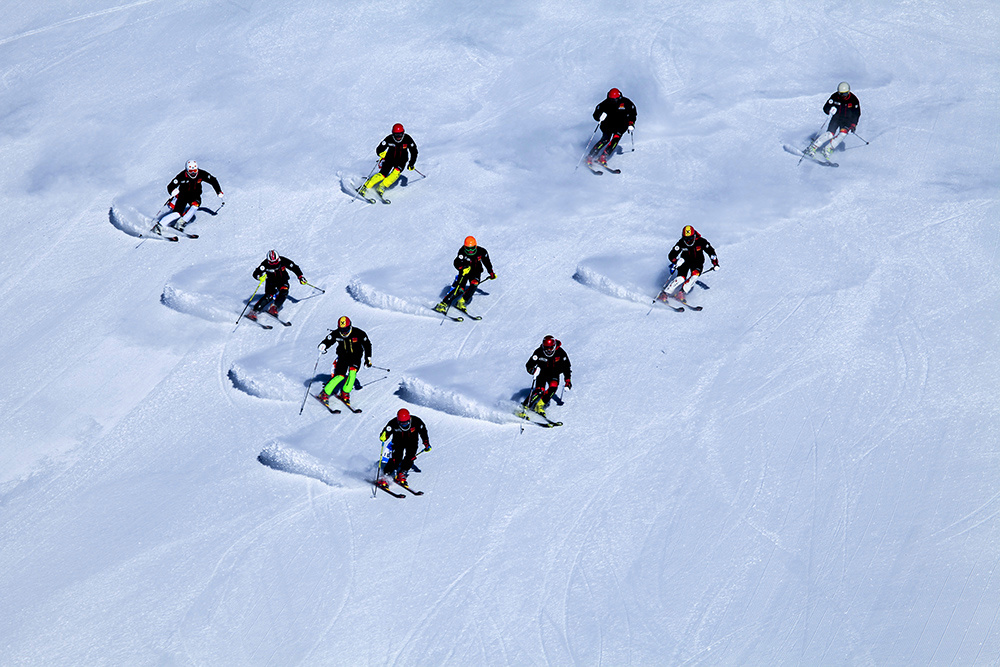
<box><xmin>837</xmin><ymin>82</ymin><xmax>850</xmax><ymax>94</ymax></box>
<box><xmin>186</xmin><ymin>159</ymin><xmax>198</xmax><ymax>176</ymax></box>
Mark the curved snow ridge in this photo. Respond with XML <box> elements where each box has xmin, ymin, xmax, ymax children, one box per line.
<box><xmin>398</xmin><ymin>375</ymin><xmax>515</xmax><ymax>424</ymax></box>
<box><xmin>572</xmin><ymin>264</ymin><xmax>651</xmax><ymax>304</ymax></box>
<box><xmin>257</xmin><ymin>442</ymin><xmax>347</xmax><ymax>489</ymax></box>
<box><xmin>108</xmin><ymin>203</ymin><xmax>146</xmax><ymax>237</ymax></box>
<box><xmin>228</xmin><ymin>361</ymin><xmax>298</xmax><ymax>400</ymax></box>
<box><xmin>346</xmin><ymin>277</ymin><xmax>435</xmax><ymax>318</ymax></box>
<box><xmin>161</xmin><ymin>284</ymin><xmax>236</xmax><ymax>323</ymax></box>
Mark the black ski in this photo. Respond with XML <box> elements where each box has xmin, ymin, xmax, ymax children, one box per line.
<box><xmin>430</xmin><ymin>305</ymin><xmax>464</xmax><ymax>322</ymax></box>
<box><xmin>668</xmin><ymin>293</ymin><xmax>702</xmax><ymax>311</ymax></box>
<box><xmin>515</xmin><ymin>407</ymin><xmax>563</xmax><ymax>428</ymax></box>
<box><xmin>585</xmin><ymin>162</ymin><xmax>603</xmax><ymax>175</ymax></box>
<box><xmin>603</xmin><ymin>165</ymin><xmax>621</xmax><ymax>174</ymax></box>
<box><xmin>313</xmin><ymin>393</ymin><xmax>342</xmax><ymax>414</ymax></box>
<box><xmin>244</xmin><ymin>312</ymin><xmax>274</xmax><ymax>329</ymax></box>
<box><xmin>376</xmin><ymin>482</ymin><xmax>406</xmax><ymax>498</ymax></box>
<box><xmin>653</xmin><ymin>292</ymin><xmax>684</xmax><ymax>312</ymax></box>
<box><xmin>783</xmin><ymin>144</ymin><xmax>838</xmax><ymax>167</ymax></box>
<box><xmin>261</xmin><ymin>310</ymin><xmax>292</xmax><ymax>327</ymax></box>
<box><xmin>455</xmin><ymin>307</ymin><xmax>482</xmax><ymax>321</ymax></box>
<box><xmin>396</xmin><ymin>481</ymin><xmax>424</xmax><ymax>496</ymax></box>
<box><xmin>330</xmin><ymin>392</ymin><xmax>362</xmax><ymax>413</ymax></box>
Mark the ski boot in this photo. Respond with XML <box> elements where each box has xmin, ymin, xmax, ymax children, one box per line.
<box><xmin>317</xmin><ymin>391</ymin><xmax>329</xmax><ymax>404</ymax></box>
<box><xmin>822</xmin><ymin>145</ymin><xmax>835</xmax><ymax>160</ymax></box>
<box><xmin>376</xmin><ymin>477</ymin><xmax>390</xmax><ymax>489</ymax></box>
<box><xmin>247</xmin><ymin>311</ymin><xmax>259</xmax><ymax>321</ymax></box>
<box><xmin>151</xmin><ymin>222</ymin><xmax>163</xmax><ymax>235</ymax></box>
<box><xmin>803</xmin><ymin>144</ymin><xmax>818</xmax><ymax>157</ymax></box>
<box><xmin>532</xmin><ymin>397</ymin><xmax>546</xmax><ymax>416</ymax></box>
<box><xmin>394</xmin><ymin>471</ymin><xmax>408</xmax><ymax>486</ymax></box>
<box><xmin>337</xmin><ymin>391</ymin><xmax>350</xmax><ymax>406</ymax></box>
<box><xmin>455</xmin><ymin>297</ymin><xmax>468</xmax><ymax>312</ymax></box>
<box><xmin>357</xmin><ymin>184</ymin><xmax>368</xmax><ymax>196</ymax></box>
<box><xmin>268</xmin><ymin>304</ymin><xmax>279</xmax><ymax>316</ymax></box>
<box><xmin>433</xmin><ymin>301</ymin><xmax>449</xmax><ymax>313</ymax></box>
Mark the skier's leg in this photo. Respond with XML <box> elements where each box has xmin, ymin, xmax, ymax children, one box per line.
<box><xmin>599</xmin><ymin>133</ymin><xmax>622</xmax><ymax>163</ymax></box>
<box><xmin>362</xmin><ymin>172</ymin><xmax>385</xmax><ymax>192</ymax></box>
<box><xmin>683</xmin><ymin>268</ymin><xmax>701</xmax><ymax>294</ymax></box>
<box><xmin>174</xmin><ymin>200</ymin><xmax>198</xmax><ymax>230</ymax></box>
<box><xmin>343</xmin><ymin>367</ymin><xmax>359</xmax><ymax>392</ymax></box>
<box><xmin>272</xmin><ymin>285</ymin><xmax>290</xmax><ymax>310</ymax></box>
<box><xmin>807</xmin><ymin>131</ymin><xmax>834</xmax><ymax>153</ymax></box>
<box><xmin>377</xmin><ymin>168</ymin><xmax>402</xmax><ymax>194</ymax></box>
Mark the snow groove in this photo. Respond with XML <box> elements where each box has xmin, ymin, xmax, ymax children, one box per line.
<box><xmin>161</xmin><ymin>284</ymin><xmax>235</xmax><ymax>323</ymax></box>
<box><xmin>346</xmin><ymin>276</ymin><xmax>436</xmax><ymax>318</ymax></box>
<box><xmin>397</xmin><ymin>375</ymin><xmax>515</xmax><ymax>424</ymax></box>
<box><xmin>257</xmin><ymin>442</ymin><xmax>348</xmax><ymax>489</ymax></box>
<box><xmin>572</xmin><ymin>264</ymin><xmax>653</xmax><ymax>304</ymax></box>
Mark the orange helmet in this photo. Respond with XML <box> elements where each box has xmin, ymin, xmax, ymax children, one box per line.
<box><xmin>464</xmin><ymin>236</ymin><xmax>477</xmax><ymax>248</ymax></box>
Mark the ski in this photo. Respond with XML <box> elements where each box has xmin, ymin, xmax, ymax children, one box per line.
<box><xmin>455</xmin><ymin>308</ymin><xmax>482</xmax><ymax>321</ymax></box>
<box><xmin>396</xmin><ymin>481</ymin><xmax>424</xmax><ymax>496</ymax></box>
<box><xmin>244</xmin><ymin>312</ymin><xmax>273</xmax><ymax>329</ymax></box>
<box><xmin>669</xmin><ymin>293</ymin><xmax>702</xmax><ymax>311</ymax></box>
<box><xmin>429</xmin><ymin>305</ymin><xmax>464</xmax><ymax>322</ymax></box>
<box><xmin>330</xmin><ymin>393</ymin><xmax>362</xmax><ymax>413</ymax></box>
<box><xmin>585</xmin><ymin>162</ymin><xmax>603</xmax><ymax>175</ymax></box>
<box><xmin>354</xmin><ymin>188</ymin><xmax>376</xmax><ymax>204</ymax></box>
<box><xmin>261</xmin><ymin>310</ymin><xmax>292</xmax><ymax>327</ymax></box>
<box><xmin>376</xmin><ymin>482</ymin><xmax>406</xmax><ymax>498</ymax></box>
<box><xmin>515</xmin><ymin>407</ymin><xmax>563</xmax><ymax>428</ymax></box>
<box><xmin>653</xmin><ymin>292</ymin><xmax>684</xmax><ymax>312</ymax></box>
<box><xmin>374</xmin><ymin>190</ymin><xmax>390</xmax><ymax>205</ymax></box>
<box><xmin>783</xmin><ymin>144</ymin><xmax>838</xmax><ymax>167</ymax></box>
<box><xmin>312</xmin><ymin>393</ymin><xmax>342</xmax><ymax>414</ymax></box>
<box><xmin>603</xmin><ymin>165</ymin><xmax>621</xmax><ymax>174</ymax></box>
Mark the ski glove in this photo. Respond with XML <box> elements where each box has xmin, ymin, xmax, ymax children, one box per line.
<box><xmin>599</xmin><ymin>112</ymin><xmax>607</xmax><ymax>121</ymax></box>
<box><xmin>488</xmin><ymin>272</ymin><xmax>496</xmax><ymax>280</ymax></box>
<box><xmin>461</xmin><ymin>267</ymin><xmax>471</xmax><ymax>276</ymax></box>
<box><xmin>170</xmin><ymin>189</ymin><xmax>180</xmax><ymax>198</ymax></box>
<box><xmin>828</xmin><ymin>107</ymin><xmax>837</xmax><ymax>115</ymax></box>
<box><xmin>407</xmin><ymin>163</ymin><xmax>415</xmax><ymax>170</ymax></box>
<box><xmin>564</xmin><ymin>378</ymin><xmax>572</xmax><ymax>390</ymax></box>
<box><xmin>299</xmin><ymin>275</ymin><xmax>308</xmax><ymax>285</ymax></box>
<box><xmin>668</xmin><ymin>262</ymin><xmax>676</xmax><ymax>273</ymax></box>
<box><xmin>422</xmin><ymin>443</ymin><xmax>431</xmax><ymax>453</ymax></box>
<box><xmin>364</xmin><ymin>358</ymin><xmax>372</xmax><ymax>368</ymax></box>
<box><xmin>319</xmin><ymin>344</ymin><xmax>328</xmax><ymax>353</ymax></box>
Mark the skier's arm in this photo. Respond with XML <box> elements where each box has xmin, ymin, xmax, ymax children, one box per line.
<box><xmin>377</xmin><ymin>138</ymin><xmax>389</xmax><ymax>159</ymax></box>
<box><xmin>252</xmin><ymin>264</ymin><xmax>266</xmax><ymax>281</ymax></box>
<box><xmin>481</xmin><ymin>249</ymin><xmax>494</xmax><ymax>277</ymax></box>
<box><xmin>362</xmin><ymin>332</ymin><xmax>373</xmax><ymax>362</ymax></box>
<box><xmin>415</xmin><ymin>418</ymin><xmax>430</xmax><ymax>449</ymax></box>
<box><xmin>203</xmin><ymin>171</ymin><xmax>224</xmax><ymax>196</ymax></box>
<box><xmin>561</xmin><ymin>353</ymin><xmax>572</xmax><ymax>385</ymax></box>
<box><xmin>167</xmin><ymin>172</ymin><xmax>184</xmax><ymax>195</ymax></box>
<box><xmin>627</xmin><ymin>100</ymin><xmax>637</xmax><ymax>126</ymax></box>
<box><xmin>379</xmin><ymin>423</ymin><xmax>393</xmax><ymax>442</ymax></box>
<box><xmin>822</xmin><ymin>97</ymin><xmax>835</xmax><ymax>115</ymax></box>
<box><xmin>407</xmin><ymin>136</ymin><xmax>418</xmax><ymax>168</ymax></box>
<box><xmin>318</xmin><ymin>332</ymin><xmax>336</xmax><ymax>352</ymax></box>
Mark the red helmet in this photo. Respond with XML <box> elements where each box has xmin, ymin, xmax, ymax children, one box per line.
<box><xmin>542</xmin><ymin>335</ymin><xmax>557</xmax><ymax>357</ymax></box>
<box><xmin>392</xmin><ymin>123</ymin><xmax>404</xmax><ymax>135</ymax></box>
<box><xmin>338</xmin><ymin>316</ymin><xmax>352</xmax><ymax>332</ymax></box>
<box><xmin>397</xmin><ymin>408</ymin><xmax>410</xmax><ymax>424</ymax></box>
<box><xmin>266</xmin><ymin>250</ymin><xmax>279</xmax><ymax>265</ymax></box>
<box><xmin>682</xmin><ymin>225</ymin><xmax>697</xmax><ymax>237</ymax></box>
<box><xmin>607</xmin><ymin>88</ymin><xmax>621</xmax><ymax>99</ymax></box>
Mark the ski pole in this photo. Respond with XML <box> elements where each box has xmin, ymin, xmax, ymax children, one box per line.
<box><xmin>359</xmin><ymin>375</ymin><xmax>389</xmax><ymax>388</ymax></box>
<box><xmin>235</xmin><ymin>277</ymin><xmax>265</xmax><ymax>329</ymax></box>
<box><xmin>574</xmin><ymin>122</ymin><xmax>601</xmax><ymax>171</ymax></box>
<box><xmin>302</xmin><ymin>280</ymin><xmax>326</xmax><ymax>294</ymax></box>
<box><xmin>298</xmin><ymin>351</ymin><xmax>323</xmax><ymax>415</ymax></box>
<box><xmin>411</xmin><ymin>167</ymin><xmax>427</xmax><ymax>178</ymax></box>
<box><xmin>629</xmin><ymin>129</ymin><xmax>635</xmax><ymax>152</ymax></box>
<box><xmin>851</xmin><ymin>131</ymin><xmax>870</xmax><ymax>145</ymax></box>
<box><xmin>373</xmin><ymin>441</ymin><xmax>386</xmax><ymax>498</ymax></box>
<box><xmin>369</xmin><ymin>364</ymin><xmax>391</xmax><ymax>372</ymax></box>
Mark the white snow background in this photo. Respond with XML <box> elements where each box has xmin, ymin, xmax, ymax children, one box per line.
<box><xmin>1</xmin><ymin>0</ymin><xmax>999</xmax><ymax>664</ymax></box>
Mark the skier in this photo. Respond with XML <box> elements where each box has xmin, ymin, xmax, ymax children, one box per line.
<box><xmin>434</xmin><ymin>236</ymin><xmax>496</xmax><ymax>314</ymax></box>
<box><xmin>522</xmin><ymin>335</ymin><xmax>572</xmax><ymax>416</ymax></box>
<box><xmin>660</xmin><ymin>225</ymin><xmax>719</xmax><ymax>300</ymax></box>
<box><xmin>587</xmin><ymin>88</ymin><xmax>636</xmax><ymax>167</ymax></box>
<box><xmin>152</xmin><ymin>159</ymin><xmax>224</xmax><ymax>234</ymax></box>
<box><xmin>249</xmin><ymin>250</ymin><xmax>306</xmax><ymax>319</ymax></box>
<box><xmin>358</xmin><ymin>123</ymin><xmax>419</xmax><ymax>200</ymax></box>
<box><xmin>317</xmin><ymin>316</ymin><xmax>372</xmax><ymax>407</ymax></box>
<box><xmin>377</xmin><ymin>408</ymin><xmax>431</xmax><ymax>489</ymax></box>
<box><xmin>804</xmin><ymin>82</ymin><xmax>861</xmax><ymax>160</ymax></box>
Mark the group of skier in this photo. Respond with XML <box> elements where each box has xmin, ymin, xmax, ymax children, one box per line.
<box><xmin>143</xmin><ymin>81</ymin><xmax>860</xmax><ymax>495</ymax></box>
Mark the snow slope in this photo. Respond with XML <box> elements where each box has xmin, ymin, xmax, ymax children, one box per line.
<box><xmin>1</xmin><ymin>0</ymin><xmax>999</xmax><ymax>664</ymax></box>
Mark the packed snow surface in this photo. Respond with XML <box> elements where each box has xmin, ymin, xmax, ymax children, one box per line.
<box><xmin>1</xmin><ymin>0</ymin><xmax>998</xmax><ymax>664</ymax></box>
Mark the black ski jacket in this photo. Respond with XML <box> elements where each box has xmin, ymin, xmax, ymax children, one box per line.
<box><xmin>376</xmin><ymin>133</ymin><xmax>418</xmax><ymax>170</ymax></box>
<box><xmin>167</xmin><ymin>169</ymin><xmax>223</xmax><ymax>202</ymax></box>
<box><xmin>526</xmin><ymin>342</ymin><xmax>571</xmax><ymax>382</ymax></box>
<box><xmin>593</xmin><ymin>97</ymin><xmax>637</xmax><ymax>135</ymax></box>
<box><xmin>823</xmin><ymin>91</ymin><xmax>861</xmax><ymax>129</ymax></box>
<box><xmin>319</xmin><ymin>327</ymin><xmax>372</xmax><ymax>366</ymax></box>
<box><xmin>253</xmin><ymin>256</ymin><xmax>303</xmax><ymax>287</ymax></box>
<box><xmin>453</xmin><ymin>246</ymin><xmax>494</xmax><ymax>281</ymax></box>
<box><xmin>379</xmin><ymin>415</ymin><xmax>429</xmax><ymax>448</ymax></box>
<box><xmin>668</xmin><ymin>234</ymin><xmax>718</xmax><ymax>275</ymax></box>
